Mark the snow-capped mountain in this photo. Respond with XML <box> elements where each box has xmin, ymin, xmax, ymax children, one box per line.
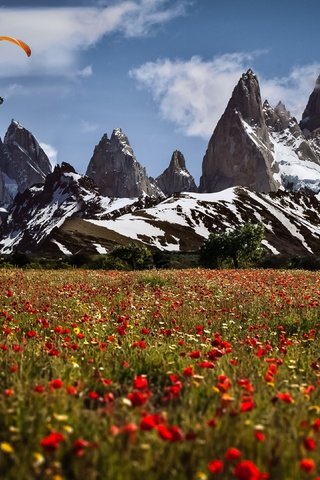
<box><xmin>1</xmin><ymin>70</ymin><xmax>320</xmax><ymax>258</ymax></box>
<box><xmin>0</xmin><ymin>162</ymin><xmax>159</xmax><ymax>255</ymax></box>
<box><xmin>1</xmin><ymin>161</ymin><xmax>320</xmax><ymax>256</ymax></box>
<box><xmin>86</xmin><ymin>128</ymin><xmax>164</xmax><ymax>199</ymax></box>
<box><xmin>199</xmin><ymin>70</ymin><xmax>320</xmax><ymax>194</ymax></box>
<box><xmin>0</xmin><ymin>120</ymin><xmax>52</xmax><ymax>207</ymax></box>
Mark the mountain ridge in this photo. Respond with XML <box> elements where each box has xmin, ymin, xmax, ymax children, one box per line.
<box><xmin>1</xmin><ymin>69</ymin><xmax>320</xmax><ymax>257</ymax></box>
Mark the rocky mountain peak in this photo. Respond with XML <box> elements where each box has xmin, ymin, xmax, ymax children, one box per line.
<box><xmin>110</xmin><ymin>128</ymin><xmax>134</xmax><ymax>158</ymax></box>
<box><xmin>300</xmin><ymin>74</ymin><xmax>320</xmax><ymax>133</ymax></box>
<box><xmin>227</xmin><ymin>69</ymin><xmax>265</xmax><ymax>128</ymax></box>
<box><xmin>0</xmin><ymin>119</ymin><xmax>52</xmax><ymax>207</ymax></box>
<box><xmin>86</xmin><ymin>128</ymin><xmax>163</xmax><ymax>198</ymax></box>
<box><xmin>155</xmin><ymin>150</ymin><xmax>197</xmax><ymax>197</ymax></box>
<box><xmin>199</xmin><ymin>69</ymin><xmax>279</xmax><ymax>193</ymax></box>
<box><xmin>170</xmin><ymin>150</ymin><xmax>186</xmax><ymax>170</ymax></box>
<box><xmin>263</xmin><ymin>100</ymin><xmax>291</xmax><ymax>132</ymax></box>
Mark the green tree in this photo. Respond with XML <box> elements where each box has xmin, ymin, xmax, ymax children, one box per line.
<box><xmin>109</xmin><ymin>242</ymin><xmax>153</xmax><ymax>270</ymax></box>
<box><xmin>200</xmin><ymin>222</ymin><xmax>265</xmax><ymax>269</ymax></box>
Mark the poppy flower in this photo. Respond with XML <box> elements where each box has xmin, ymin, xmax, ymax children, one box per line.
<box><xmin>299</xmin><ymin>458</ymin><xmax>315</xmax><ymax>473</ymax></box>
<box><xmin>276</xmin><ymin>392</ymin><xmax>294</xmax><ymax>404</ymax></box>
<box><xmin>50</xmin><ymin>378</ymin><xmax>63</xmax><ymax>390</ymax></box>
<box><xmin>255</xmin><ymin>431</ymin><xmax>266</xmax><ymax>442</ymax></box>
<box><xmin>208</xmin><ymin>459</ymin><xmax>224</xmax><ymax>474</ymax></box>
<box><xmin>240</xmin><ymin>397</ymin><xmax>255</xmax><ymax>412</ymax></box>
<box><xmin>127</xmin><ymin>390</ymin><xmax>150</xmax><ymax>407</ymax></box>
<box><xmin>34</xmin><ymin>385</ymin><xmax>45</xmax><ymax>394</ymax></box>
<box><xmin>40</xmin><ymin>431</ymin><xmax>64</xmax><ymax>452</ymax></box>
<box><xmin>183</xmin><ymin>366</ymin><xmax>194</xmax><ymax>377</ymax></box>
<box><xmin>225</xmin><ymin>447</ymin><xmax>241</xmax><ymax>461</ymax></box>
<box><xmin>133</xmin><ymin>375</ymin><xmax>148</xmax><ymax>390</ymax></box>
<box><xmin>234</xmin><ymin>460</ymin><xmax>261</xmax><ymax>480</ymax></box>
<box><xmin>303</xmin><ymin>437</ymin><xmax>316</xmax><ymax>450</ymax></box>
<box><xmin>157</xmin><ymin>424</ymin><xmax>183</xmax><ymax>442</ymax></box>
<box><xmin>140</xmin><ymin>413</ymin><xmax>163</xmax><ymax>431</ymax></box>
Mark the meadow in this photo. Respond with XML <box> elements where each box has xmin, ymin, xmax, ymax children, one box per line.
<box><xmin>0</xmin><ymin>268</ymin><xmax>319</xmax><ymax>480</ymax></box>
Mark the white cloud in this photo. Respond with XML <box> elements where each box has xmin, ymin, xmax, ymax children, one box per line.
<box><xmin>130</xmin><ymin>53</ymin><xmax>255</xmax><ymax>137</ymax></box>
<box><xmin>40</xmin><ymin>142</ymin><xmax>58</xmax><ymax>168</ymax></box>
<box><xmin>0</xmin><ymin>1</ymin><xmax>187</xmax><ymax>77</ymax></box>
<box><xmin>80</xmin><ymin>120</ymin><xmax>99</xmax><ymax>133</ymax></box>
<box><xmin>260</xmin><ymin>64</ymin><xmax>320</xmax><ymax>120</ymax></box>
<box><xmin>130</xmin><ymin>54</ymin><xmax>320</xmax><ymax>138</ymax></box>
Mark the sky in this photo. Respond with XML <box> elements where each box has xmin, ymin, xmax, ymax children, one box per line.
<box><xmin>0</xmin><ymin>0</ymin><xmax>319</xmax><ymax>184</ymax></box>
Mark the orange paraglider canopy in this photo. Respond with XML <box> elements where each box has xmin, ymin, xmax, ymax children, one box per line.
<box><xmin>0</xmin><ymin>36</ymin><xmax>31</xmax><ymax>57</ymax></box>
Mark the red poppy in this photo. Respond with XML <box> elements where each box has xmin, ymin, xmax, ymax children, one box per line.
<box><xmin>34</xmin><ymin>385</ymin><xmax>45</xmax><ymax>393</ymax></box>
<box><xmin>299</xmin><ymin>458</ymin><xmax>315</xmax><ymax>473</ymax></box>
<box><xmin>156</xmin><ymin>424</ymin><xmax>183</xmax><ymax>442</ymax></box>
<box><xmin>127</xmin><ymin>390</ymin><xmax>150</xmax><ymax>407</ymax></box>
<box><xmin>304</xmin><ymin>437</ymin><xmax>316</xmax><ymax>450</ymax></box>
<box><xmin>255</xmin><ymin>431</ymin><xmax>266</xmax><ymax>442</ymax></box>
<box><xmin>189</xmin><ymin>350</ymin><xmax>201</xmax><ymax>359</ymax></box>
<box><xmin>208</xmin><ymin>459</ymin><xmax>224</xmax><ymax>474</ymax></box>
<box><xmin>276</xmin><ymin>392</ymin><xmax>293</xmax><ymax>404</ymax></box>
<box><xmin>40</xmin><ymin>431</ymin><xmax>65</xmax><ymax>452</ymax></box>
<box><xmin>312</xmin><ymin>419</ymin><xmax>320</xmax><ymax>432</ymax></box>
<box><xmin>234</xmin><ymin>460</ymin><xmax>261</xmax><ymax>480</ymax></box>
<box><xmin>140</xmin><ymin>413</ymin><xmax>163</xmax><ymax>431</ymax></box>
<box><xmin>183</xmin><ymin>366</ymin><xmax>194</xmax><ymax>377</ymax></box>
<box><xmin>50</xmin><ymin>378</ymin><xmax>63</xmax><ymax>389</ymax></box>
<box><xmin>225</xmin><ymin>447</ymin><xmax>241</xmax><ymax>461</ymax></box>
<box><xmin>240</xmin><ymin>397</ymin><xmax>255</xmax><ymax>412</ymax></box>
<box><xmin>73</xmin><ymin>438</ymin><xmax>89</xmax><ymax>456</ymax></box>
<box><xmin>133</xmin><ymin>375</ymin><xmax>148</xmax><ymax>390</ymax></box>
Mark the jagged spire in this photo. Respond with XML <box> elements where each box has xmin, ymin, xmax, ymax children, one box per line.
<box><xmin>300</xmin><ymin>74</ymin><xmax>320</xmax><ymax>132</ymax></box>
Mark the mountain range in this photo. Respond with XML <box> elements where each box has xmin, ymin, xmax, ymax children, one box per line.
<box><xmin>0</xmin><ymin>69</ymin><xmax>320</xmax><ymax>258</ymax></box>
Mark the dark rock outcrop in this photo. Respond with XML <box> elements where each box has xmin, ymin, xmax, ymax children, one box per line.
<box><xmin>300</xmin><ymin>75</ymin><xmax>320</xmax><ymax>133</ymax></box>
<box><xmin>155</xmin><ymin>150</ymin><xmax>198</xmax><ymax>196</ymax></box>
<box><xmin>0</xmin><ymin>120</ymin><xmax>52</xmax><ymax>206</ymax></box>
<box><xmin>86</xmin><ymin>128</ymin><xmax>163</xmax><ymax>198</ymax></box>
<box><xmin>199</xmin><ymin>70</ymin><xmax>280</xmax><ymax>193</ymax></box>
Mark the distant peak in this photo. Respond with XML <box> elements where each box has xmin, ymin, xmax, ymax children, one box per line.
<box><xmin>10</xmin><ymin>119</ymin><xmax>24</xmax><ymax>130</ymax></box>
<box><xmin>170</xmin><ymin>150</ymin><xmax>186</xmax><ymax>170</ymax></box>
<box><xmin>244</xmin><ymin>68</ymin><xmax>256</xmax><ymax>77</ymax></box>
<box><xmin>275</xmin><ymin>101</ymin><xmax>287</xmax><ymax>111</ymax></box>
<box><xmin>111</xmin><ymin>128</ymin><xmax>134</xmax><ymax>157</ymax></box>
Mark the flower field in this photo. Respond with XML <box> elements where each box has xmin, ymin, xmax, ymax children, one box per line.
<box><xmin>0</xmin><ymin>268</ymin><xmax>319</xmax><ymax>480</ymax></box>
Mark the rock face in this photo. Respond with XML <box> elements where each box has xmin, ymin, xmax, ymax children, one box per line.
<box><xmin>86</xmin><ymin>128</ymin><xmax>163</xmax><ymax>198</ymax></box>
<box><xmin>0</xmin><ymin>120</ymin><xmax>52</xmax><ymax>206</ymax></box>
<box><xmin>199</xmin><ymin>70</ymin><xmax>280</xmax><ymax>193</ymax></box>
<box><xmin>300</xmin><ymin>75</ymin><xmax>320</xmax><ymax>133</ymax></box>
<box><xmin>200</xmin><ymin>70</ymin><xmax>320</xmax><ymax>194</ymax></box>
<box><xmin>155</xmin><ymin>150</ymin><xmax>198</xmax><ymax>196</ymax></box>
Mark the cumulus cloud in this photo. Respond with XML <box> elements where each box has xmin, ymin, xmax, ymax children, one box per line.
<box><xmin>0</xmin><ymin>1</ymin><xmax>188</xmax><ymax>77</ymax></box>
<box><xmin>130</xmin><ymin>54</ymin><xmax>320</xmax><ymax>138</ymax></box>
<box><xmin>40</xmin><ymin>142</ymin><xmax>58</xmax><ymax>168</ymax></box>
<box><xmin>130</xmin><ymin>53</ymin><xmax>256</xmax><ymax>137</ymax></box>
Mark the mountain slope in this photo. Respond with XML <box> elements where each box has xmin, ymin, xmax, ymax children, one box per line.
<box><xmin>1</xmin><ymin>165</ymin><xmax>320</xmax><ymax>257</ymax></box>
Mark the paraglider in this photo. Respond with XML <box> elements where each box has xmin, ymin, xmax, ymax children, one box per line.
<box><xmin>0</xmin><ymin>36</ymin><xmax>31</xmax><ymax>104</ymax></box>
<box><xmin>0</xmin><ymin>36</ymin><xmax>31</xmax><ymax>57</ymax></box>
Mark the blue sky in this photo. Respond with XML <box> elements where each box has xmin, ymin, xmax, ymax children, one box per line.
<box><xmin>0</xmin><ymin>0</ymin><xmax>319</xmax><ymax>183</ymax></box>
